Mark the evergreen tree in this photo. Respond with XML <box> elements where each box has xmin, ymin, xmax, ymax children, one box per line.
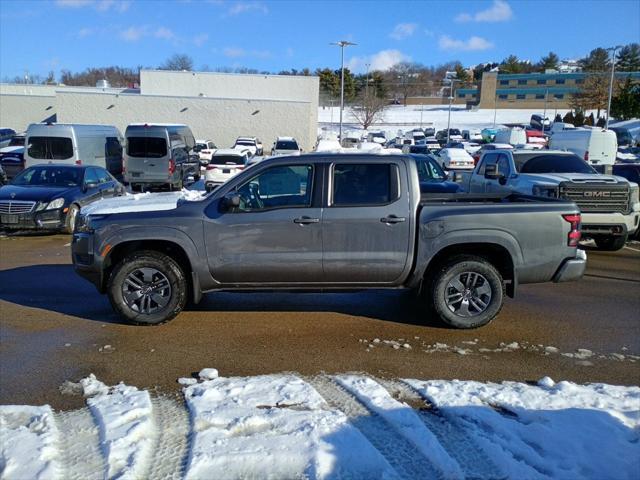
<box><xmin>554</xmin><ymin>113</ymin><xmax>563</xmax><ymax>123</ymax></box>
<box><xmin>538</xmin><ymin>52</ymin><xmax>560</xmax><ymax>72</ymax></box>
<box><xmin>454</xmin><ymin>64</ymin><xmax>470</xmax><ymax>84</ymax></box>
<box><xmin>315</xmin><ymin>68</ymin><xmax>340</xmax><ymax>101</ymax></box>
<box><xmin>611</xmin><ymin>77</ymin><xmax>640</xmax><ymax>120</ymax></box>
<box><xmin>616</xmin><ymin>43</ymin><xmax>640</xmax><ymax>72</ymax></box>
<box><xmin>563</xmin><ymin>111</ymin><xmax>575</xmax><ymax>125</ymax></box>
<box><xmin>580</xmin><ymin>48</ymin><xmax>611</xmax><ymax>72</ymax></box>
<box><xmin>596</xmin><ymin>116</ymin><xmax>607</xmax><ymax>127</ymax></box>
<box><xmin>500</xmin><ymin>55</ymin><xmax>522</xmax><ymax>73</ymax></box>
<box><xmin>584</xmin><ymin>112</ymin><xmax>595</xmax><ymax>126</ymax></box>
<box><xmin>574</xmin><ymin>110</ymin><xmax>585</xmax><ymax>126</ymax></box>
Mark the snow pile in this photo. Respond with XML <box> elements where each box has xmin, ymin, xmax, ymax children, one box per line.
<box><xmin>405</xmin><ymin>378</ymin><xmax>640</xmax><ymax>480</ymax></box>
<box><xmin>0</xmin><ymin>405</ymin><xmax>60</xmax><ymax>480</ymax></box>
<box><xmin>81</xmin><ymin>189</ymin><xmax>205</xmax><ymax>215</ymax></box>
<box><xmin>80</xmin><ymin>374</ymin><xmax>154</xmax><ymax>480</ymax></box>
<box><xmin>183</xmin><ymin>373</ymin><xmax>393</xmax><ymax>479</ymax></box>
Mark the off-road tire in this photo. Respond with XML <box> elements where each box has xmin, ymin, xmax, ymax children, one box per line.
<box><xmin>429</xmin><ymin>254</ymin><xmax>504</xmax><ymax>329</ymax></box>
<box><xmin>593</xmin><ymin>235</ymin><xmax>627</xmax><ymax>251</ymax></box>
<box><xmin>107</xmin><ymin>250</ymin><xmax>187</xmax><ymax>325</ymax></box>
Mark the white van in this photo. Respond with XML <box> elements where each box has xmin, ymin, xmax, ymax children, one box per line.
<box><xmin>124</xmin><ymin>123</ymin><xmax>199</xmax><ymax>190</ymax></box>
<box><xmin>25</xmin><ymin>123</ymin><xmax>124</xmax><ymax>178</ymax></box>
<box><xmin>493</xmin><ymin>127</ymin><xmax>527</xmax><ymax>147</ymax></box>
<box><xmin>549</xmin><ymin>128</ymin><xmax>618</xmax><ymax>165</ymax></box>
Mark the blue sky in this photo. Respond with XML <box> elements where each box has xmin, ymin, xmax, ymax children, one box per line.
<box><xmin>1</xmin><ymin>0</ymin><xmax>639</xmax><ymax>80</ymax></box>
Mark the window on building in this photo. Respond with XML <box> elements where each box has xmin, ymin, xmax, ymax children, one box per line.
<box><xmin>517</xmin><ymin>94</ymin><xmax>526</xmax><ymax>99</ymax></box>
<box><xmin>556</xmin><ymin>78</ymin><xmax>565</xmax><ymax>84</ymax></box>
<box><xmin>537</xmin><ymin>79</ymin><xmax>547</xmax><ymax>85</ymax></box>
<box><xmin>458</xmin><ymin>93</ymin><xmax>465</xmax><ymax>98</ymax></box>
<box><xmin>554</xmin><ymin>94</ymin><xmax>564</xmax><ymax>99</ymax></box>
<box><xmin>499</xmin><ymin>80</ymin><xmax>509</xmax><ymax>86</ymax></box>
<box><xmin>576</xmin><ymin>78</ymin><xmax>584</xmax><ymax>84</ymax></box>
<box><xmin>518</xmin><ymin>79</ymin><xmax>527</xmax><ymax>85</ymax></box>
<box><xmin>536</xmin><ymin>94</ymin><xmax>545</xmax><ymax>99</ymax></box>
<box><xmin>498</xmin><ymin>94</ymin><xmax>508</xmax><ymax>100</ymax></box>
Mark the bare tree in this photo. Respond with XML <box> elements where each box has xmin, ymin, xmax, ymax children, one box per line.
<box><xmin>159</xmin><ymin>54</ymin><xmax>194</xmax><ymax>71</ymax></box>
<box><xmin>351</xmin><ymin>93</ymin><xmax>387</xmax><ymax>130</ymax></box>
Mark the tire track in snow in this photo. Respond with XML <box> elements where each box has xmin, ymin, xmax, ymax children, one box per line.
<box><xmin>147</xmin><ymin>395</ymin><xmax>192</xmax><ymax>480</ymax></box>
<box><xmin>54</xmin><ymin>408</ymin><xmax>106</xmax><ymax>480</ymax></box>
<box><xmin>306</xmin><ymin>375</ymin><xmax>439</xmax><ymax>480</ymax></box>
<box><xmin>379</xmin><ymin>379</ymin><xmax>507</xmax><ymax>480</ymax></box>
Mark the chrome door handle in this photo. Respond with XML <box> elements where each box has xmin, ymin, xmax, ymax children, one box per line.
<box><xmin>381</xmin><ymin>215</ymin><xmax>406</xmax><ymax>224</ymax></box>
<box><xmin>294</xmin><ymin>216</ymin><xmax>320</xmax><ymax>224</ymax></box>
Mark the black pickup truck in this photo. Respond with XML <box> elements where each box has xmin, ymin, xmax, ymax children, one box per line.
<box><xmin>72</xmin><ymin>153</ymin><xmax>586</xmax><ymax>328</ymax></box>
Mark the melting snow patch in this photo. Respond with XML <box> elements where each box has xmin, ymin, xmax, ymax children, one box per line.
<box><xmin>81</xmin><ymin>189</ymin><xmax>206</xmax><ymax>215</ymax></box>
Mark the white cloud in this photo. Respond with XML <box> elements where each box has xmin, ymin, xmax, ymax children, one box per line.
<box><xmin>77</xmin><ymin>27</ymin><xmax>93</xmax><ymax>38</ymax></box>
<box><xmin>193</xmin><ymin>33</ymin><xmax>209</xmax><ymax>47</ymax></box>
<box><xmin>455</xmin><ymin>0</ymin><xmax>513</xmax><ymax>22</ymax></box>
<box><xmin>227</xmin><ymin>1</ymin><xmax>268</xmax><ymax>15</ymax></box>
<box><xmin>223</xmin><ymin>47</ymin><xmax>246</xmax><ymax>58</ymax></box>
<box><xmin>389</xmin><ymin>23</ymin><xmax>417</xmax><ymax>40</ymax></box>
<box><xmin>119</xmin><ymin>26</ymin><xmax>148</xmax><ymax>42</ymax></box>
<box><xmin>55</xmin><ymin>0</ymin><xmax>130</xmax><ymax>12</ymax></box>
<box><xmin>347</xmin><ymin>49</ymin><xmax>410</xmax><ymax>73</ymax></box>
<box><xmin>154</xmin><ymin>27</ymin><xmax>175</xmax><ymax>40</ymax></box>
<box><xmin>55</xmin><ymin>0</ymin><xmax>92</xmax><ymax>7</ymax></box>
<box><xmin>438</xmin><ymin>35</ymin><xmax>494</xmax><ymax>51</ymax></box>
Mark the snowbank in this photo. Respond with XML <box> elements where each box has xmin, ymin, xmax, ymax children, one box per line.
<box><xmin>81</xmin><ymin>189</ymin><xmax>206</xmax><ymax>215</ymax></box>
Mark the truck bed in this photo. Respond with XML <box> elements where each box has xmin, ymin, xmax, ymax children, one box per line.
<box><xmin>420</xmin><ymin>192</ymin><xmax>570</xmax><ymax>205</ymax></box>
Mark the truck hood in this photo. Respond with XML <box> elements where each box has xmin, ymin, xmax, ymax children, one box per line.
<box><xmin>523</xmin><ymin>173</ymin><xmax>627</xmax><ymax>185</ymax></box>
<box><xmin>81</xmin><ymin>189</ymin><xmax>206</xmax><ymax>215</ymax></box>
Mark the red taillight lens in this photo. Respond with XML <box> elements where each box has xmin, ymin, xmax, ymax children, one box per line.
<box><xmin>75</xmin><ymin>159</ymin><xmax>82</xmax><ymax>165</ymax></box>
<box><xmin>563</xmin><ymin>214</ymin><xmax>581</xmax><ymax>247</ymax></box>
<box><xmin>206</xmin><ymin>165</ymin><xmax>216</xmax><ymax>170</ymax></box>
<box><xmin>169</xmin><ymin>158</ymin><xmax>176</xmax><ymax>174</ymax></box>
<box><xmin>583</xmin><ymin>151</ymin><xmax>589</xmax><ymax>162</ymax></box>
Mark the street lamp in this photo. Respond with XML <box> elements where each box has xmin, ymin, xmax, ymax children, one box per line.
<box><xmin>445</xmin><ymin>77</ymin><xmax>459</xmax><ymax>143</ymax></box>
<box><xmin>330</xmin><ymin>40</ymin><xmax>357</xmax><ymax>143</ymax></box>
<box><xmin>605</xmin><ymin>45</ymin><xmax>623</xmax><ymax>129</ymax></box>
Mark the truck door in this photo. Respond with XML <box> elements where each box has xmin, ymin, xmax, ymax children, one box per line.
<box><xmin>203</xmin><ymin>162</ymin><xmax>323</xmax><ymax>283</ymax></box>
<box><xmin>469</xmin><ymin>153</ymin><xmax>498</xmax><ymax>193</ymax></box>
<box><xmin>322</xmin><ymin>161</ymin><xmax>411</xmax><ymax>283</ymax></box>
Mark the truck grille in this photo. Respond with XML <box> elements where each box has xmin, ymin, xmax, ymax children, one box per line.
<box><xmin>559</xmin><ymin>183</ymin><xmax>630</xmax><ymax>214</ymax></box>
<box><xmin>0</xmin><ymin>200</ymin><xmax>36</xmax><ymax>214</ymax></box>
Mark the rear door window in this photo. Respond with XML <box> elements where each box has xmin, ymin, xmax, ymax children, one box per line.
<box><xmin>105</xmin><ymin>137</ymin><xmax>122</xmax><ymax>158</ymax></box>
<box><xmin>127</xmin><ymin>137</ymin><xmax>167</xmax><ymax>158</ymax></box>
<box><xmin>28</xmin><ymin>136</ymin><xmax>73</xmax><ymax>160</ymax></box>
<box><xmin>212</xmin><ymin>155</ymin><xmax>245</xmax><ymax>165</ymax></box>
<box><xmin>332</xmin><ymin>164</ymin><xmax>398</xmax><ymax>206</ymax></box>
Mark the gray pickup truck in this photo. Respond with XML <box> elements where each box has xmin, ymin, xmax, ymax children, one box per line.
<box><xmin>72</xmin><ymin>153</ymin><xmax>586</xmax><ymax>329</ymax></box>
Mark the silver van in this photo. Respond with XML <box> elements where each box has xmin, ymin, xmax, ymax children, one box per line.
<box><xmin>25</xmin><ymin>123</ymin><xmax>124</xmax><ymax>178</ymax></box>
<box><xmin>123</xmin><ymin>124</ymin><xmax>200</xmax><ymax>190</ymax></box>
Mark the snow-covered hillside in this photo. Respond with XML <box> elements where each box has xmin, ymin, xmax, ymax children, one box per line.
<box><xmin>1</xmin><ymin>372</ymin><xmax>638</xmax><ymax>480</ymax></box>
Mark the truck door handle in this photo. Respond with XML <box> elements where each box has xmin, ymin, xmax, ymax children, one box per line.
<box><xmin>381</xmin><ymin>215</ymin><xmax>406</xmax><ymax>224</ymax></box>
<box><xmin>294</xmin><ymin>216</ymin><xmax>320</xmax><ymax>225</ymax></box>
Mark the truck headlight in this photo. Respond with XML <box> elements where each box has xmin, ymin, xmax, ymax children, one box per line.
<box><xmin>532</xmin><ymin>186</ymin><xmax>558</xmax><ymax>198</ymax></box>
<box><xmin>630</xmin><ymin>184</ymin><xmax>639</xmax><ymax>209</ymax></box>
<box><xmin>75</xmin><ymin>214</ymin><xmax>93</xmax><ymax>233</ymax></box>
<box><xmin>45</xmin><ymin>198</ymin><xmax>65</xmax><ymax>210</ymax></box>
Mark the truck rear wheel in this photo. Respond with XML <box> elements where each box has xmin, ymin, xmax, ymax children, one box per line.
<box><xmin>593</xmin><ymin>235</ymin><xmax>627</xmax><ymax>251</ymax></box>
<box><xmin>430</xmin><ymin>255</ymin><xmax>504</xmax><ymax>329</ymax></box>
<box><xmin>107</xmin><ymin>250</ymin><xmax>187</xmax><ymax>325</ymax></box>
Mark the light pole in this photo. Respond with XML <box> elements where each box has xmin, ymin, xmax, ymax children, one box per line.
<box><xmin>493</xmin><ymin>91</ymin><xmax>498</xmax><ymax>128</ymax></box>
<box><xmin>445</xmin><ymin>77</ymin><xmax>458</xmax><ymax>143</ymax></box>
<box><xmin>365</xmin><ymin>63</ymin><xmax>370</xmax><ymax>100</ymax></box>
<box><xmin>542</xmin><ymin>88</ymin><xmax>548</xmax><ymax>129</ymax></box>
<box><xmin>605</xmin><ymin>45</ymin><xmax>622</xmax><ymax>129</ymax></box>
<box><xmin>331</xmin><ymin>40</ymin><xmax>357</xmax><ymax>143</ymax></box>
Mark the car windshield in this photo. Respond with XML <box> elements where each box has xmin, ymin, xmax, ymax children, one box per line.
<box><xmin>12</xmin><ymin>166</ymin><xmax>81</xmax><ymax>186</ymax></box>
<box><xmin>518</xmin><ymin>154</ymin><xmax>597</xmax><ymax>174</ymax></box>
<box><xmin>449</xmin><ymin>129</ymin><xmax>461</xmax><ymax>135</ymax></box>
<box><xmin>416</xmin><ymin>157</ymin><xmax>446</xmax><ymax>181</ymax></box>
<box><xmin>211</xmin><ymin>155</ymin><xmax>245</xmax><ymax>166</ymax></box>
<box><xmin>236</xmin><ymin>140</ymin><xmax>255</xmax><ymax>146</ymax></box>
<box><xmin>127</xmin><ymin>137</ymin><xmax>167</xmax><ymax>158</ymax></box>
<box><xmin>8</xmin><ymin>137</ymin><xmax>25</xmax><ymax>147</ymax></box>
<box><xmin>28</xmin><ymin>136</ymin><xmax>73</xmax><ymax>160</ymax></box>
<box><xmin>275</xmin><ymin>141</ymin><xmax>298</xmax><ymax>150</ymax></box>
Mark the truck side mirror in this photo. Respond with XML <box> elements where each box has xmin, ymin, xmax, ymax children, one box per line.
<box><xmin>484</xmin><ymin>164</ymin><xmax>503</xmax><ymax>180</ymax></box>
<box><xmin>221</xmin><ymin>192</ymin><xmax>241</xmax><ymax>211</ymax></box>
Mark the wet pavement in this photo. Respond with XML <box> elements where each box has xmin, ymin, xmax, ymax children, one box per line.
<box><xmin>1</xmin><ymin>233</ymin><xmax>639</xmax><ymax>410</ymax></box>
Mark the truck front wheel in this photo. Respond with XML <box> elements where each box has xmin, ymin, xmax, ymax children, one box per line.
<box><xmin>107</xmin><ymin>250</ymin><xmax>187</xmax><ymax>325</ymax></box>
<box><xmin>593</xmin><ymin>235</ymin><xmax>627</xmax><ymax>251</ymax></box>
<box><xmin>430</xmin><ymin>255</ymin><xmax>504</xmax><ymax>329</ymax></box>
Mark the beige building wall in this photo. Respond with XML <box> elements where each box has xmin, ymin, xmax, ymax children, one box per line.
<box><xmin>55</xmin><ymin>91</ymin><xmax>316</xmax><ymax>151</ymax></box>
<box><xmin>0</xmin><ymin>94</ymin><xmax>57</xmax><ymax>131</ymax></box>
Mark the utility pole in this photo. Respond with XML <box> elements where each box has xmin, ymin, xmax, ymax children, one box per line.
<box><xmin>365</xmin><ymin>63</ymin><xmax>370</xmax><ymax>100</ymax></box>
<box><xmin>331</xmin><ymin>41</ymin><xmax>357</xmax><ymax>143</ymax></box>
<box><xmin>445</xmin><ymin>77</ymin><xmax>458</xmax><ymax>143</ymax></box>
<box><xmin>605</xmin><ymin>45</ymin><xmax>622</xmax><ymax>129</ymax></box>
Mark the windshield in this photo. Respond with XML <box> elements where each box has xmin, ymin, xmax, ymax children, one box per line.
<box><xmin>519</xmin><ymin>154</ymin><xmax>597</xmax><ymax>174</ymax></box>
<box><xmin>211</xmin><ymin>155</ymin><xmax>245</xmax><ymax>166</ymax></box>
<box><xmin>416</xmin><ymin>157</ymin><xmax>446</xmax><ymax>181</ymax></box>
<box><xmin>449</xmin><ymin>129</ymin><xmax>461</xmax><ymax>135</ymax></box>
<box><xmin>28</xmin><ymin>136</ymin><xmax>73</xmax><ymax>160</ymax></box>
<box><xmin>8</xmin><ymin>137</ymin><xmax>25</xmax><ymax>147</ymax></box>
<box><xmin>12</xmin><ymin>166</ymin><xmax>81</xmax><ymax>186</ymax></box>
<box><xmin>127</xmin><ymin>137</ymin><xmax>167</xmax><ymax>158</ymax></box>
<box><xmin>275</xmin><ymin>140</ymin><xmax>298</xmax><ymax>150</ymax></box>
<box><xmin>235</xmin><ymin>140</ymin><xmax>255</xmax><ymax>146</ymax></box>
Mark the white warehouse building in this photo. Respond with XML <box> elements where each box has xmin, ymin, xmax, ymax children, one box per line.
<box><xmin>0</xmin><ymin>69</ymin><xmax>319</xmax><ymax>150</ymax></box>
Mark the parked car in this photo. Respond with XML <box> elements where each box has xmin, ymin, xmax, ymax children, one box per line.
<box><xmin>124</xmin><ymin>123</ymin><xmax>199</xmax><ymax>190</ymax></box>
<box><xmin>494</xmin><ymin>127</ymin><xmax>527</xmax><ymax>147</ymax></box>
<box><xmin>462</xmin><ymin>130</ymin><xmax>483</xmax><ymax>142</ymax></box>
<box><xmin>405</xmin><ymin>129</ymin><xmax>426</xmax><ymax>144</ymax></box>
<box><xmin>72</xmin><ymin>153</ymin><xmax>586</xmax><ymax>328</ymax></box>
<box><xmin>366</xmin><ymin>131</ymin><xmax>386</xmax><ymax>144</ymax></box>
<box><xmin>0</xmin><ymin>128</ymin><xmax>17</xmax><ymax>148</ymax></box>
<box><xmin>271</xmin><ymin>137</ymin><xmax>301</xmax><ymax>156</ymax></box>
<box><xmin>0</xmin><ymin>134</ymin><xmax>26</xmax><ymax>180</ymax></box>
<box><xmin>549</xmin><ymin>128</ymin><xmax>617</xmax><ymax>165</ymax></box>
<box><xmin>341</xmin><ymin>137</ymin><xmax>360</xmax><ymax>149</ymax></box>
<box><xmin>194</xmin><ymin>139</ymin><xmax>217</xmax><ymax>165</ymax></box>
<box><xmin>233</xmin><ymin>136</ymin><xmax>263</xmax><ymax>156</ymax></box>
<box><xmin>422</xmin><ymin>127</ymin><xmax>436</xmax><ymax>137</ymax></box>
<box><xmin>315</xmin><ymin>139</ymin><xmax>342</xmax><ymax>152</ymax></box>
<box><xmin>609</xmin><ymin>119</ymin><xmax>640</xmax><ymax>147</ymax></box>
<box><xmin>530</xmin><ymin>114</ymin><xmax>551</xmax><ymax>131</ymax></box>
<box><xmin>436</xmin><ymin>129</ymin><xmax>463</xmax><ymax>145</ymax></box>
<box><xmin>0</xmin><ymin>164</ymin><xmax>124</xmax><ymax>233</ymax></box>
<box><xmin>402</xmin><ymin>144</ymin><xmax>440</xmax><ymax>155</ymax></box>
<box><xmin>436</xmin><ymin>147</ymin><xmax>475</xmax><ymax>170</ymax></box>
<box><xmin>548</xmin><ymin>122</ymin><xmax>576</xmax><ymax>135</ymax></box>
<box><xmin>472</xmin><ymin>143</ymin><xmax>514</xmax><ymax>164</ymax></box>
<box><xmin>444</xmin><ymin>141</ymin><xmax>482</xmax><ymax>155</ymax></box>
<box><xmin>481</xmin><ymin>127</ymin><xmax>499</xmax><ymax>143</ymax></box>
<box><xmin>24</xmin><ymin>123</ymin><xmax>124</xmax><ymax>180</ymax></box>
<box><xmin>600</xmin><ymin>162</ymin><xmax>640</xmax><ymax>240</ymax></box>
<box><xmin>413</xmin><ymin>154</ymin><xmax>461</xmax><ymax>194</ymax></box>
<box><xmin>463</xmin><ymin>150</ymin><xmax>640</xmax><ymax>251</ymax></box>
<box><xmin>204</xmin><ymin>149</ymin><xmax>249</xmax><ymax>189</ymax></box>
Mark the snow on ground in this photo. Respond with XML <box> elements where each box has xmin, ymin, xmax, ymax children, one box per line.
<box><xmin>1</xmin><ymin>373</ymin><xmax>639</xmax><ymax>480</ymax></box>
<box><xmin>81</xmin><ymin>188</ymin><xmax>206</xmax><ymax>215</ymax></box>
<box><xmin>0</xmin><ymin>405</ymin><xmax>60</xmax><ymax>480</ymax></box>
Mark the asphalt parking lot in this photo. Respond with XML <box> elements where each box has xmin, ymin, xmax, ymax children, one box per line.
<box><xmin>1</xmin><ymin>233</ymin><xmax>639</xmax><ymax>410</ymax></box>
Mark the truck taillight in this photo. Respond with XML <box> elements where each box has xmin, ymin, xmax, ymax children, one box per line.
<box><xmin>584</xmin><ymin>151</ymin><xmax>589</xmax><ymax>162</ymax></box>
<box><xmin>563</xmin><ymin>214</ymin><xmax>581</xmax><ymax>247</ymax></box>
<box><xmin>206</xmin><ymin>165</ymin><xmax>216</xmax><ymax>170</ymax></box>
<box><xmin>169</xmin><ymin>158</ymin><xmax>176</xmax><ymax>174</ymax></box>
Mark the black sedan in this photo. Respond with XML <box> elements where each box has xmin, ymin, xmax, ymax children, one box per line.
<box><xmin>0</xmin><ymin>164</ymin><xmax>125</xmax><ymax>233</ymax></box>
